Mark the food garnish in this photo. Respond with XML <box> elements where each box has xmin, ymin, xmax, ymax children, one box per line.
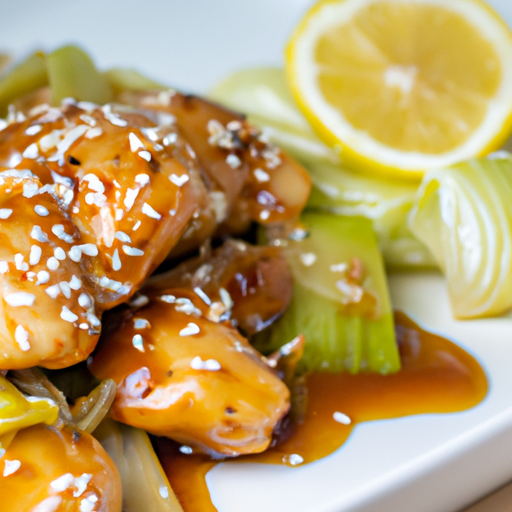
<box><xmin>285</xmin><ymin>0</ymin><xmax>512</xmax><ymax>178</ymax></box>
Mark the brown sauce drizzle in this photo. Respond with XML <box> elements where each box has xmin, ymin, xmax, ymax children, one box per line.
<box><xmin>156</xmin><ymin>312</ymin><xmax>488</xmax><ymax>512</ymax></box>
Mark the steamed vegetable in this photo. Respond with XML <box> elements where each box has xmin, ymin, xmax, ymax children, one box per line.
<box><xmin>209</xmin><ymin>67</ymin><xmax>435</xmax><ymax>269</ymax></box>
<box><xmin>256</xmin><ymin>213</ymin><xmax>400</xmax><ymax>374</ymax></box>
<box><xmin>95</xmin><ymin>420</ymin><xmax>184</xmax><ymax>512</ymax></box>
<box><xmin>409</xmin><ymin>156</ymin><xmax>512</xmax><ymax>318</ymax></box>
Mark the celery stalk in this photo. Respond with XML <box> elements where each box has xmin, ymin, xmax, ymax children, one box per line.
<box><xmin>256</xmin><ymin>213</ymin><xmax>400</xmax><ymax>374</ymax></box>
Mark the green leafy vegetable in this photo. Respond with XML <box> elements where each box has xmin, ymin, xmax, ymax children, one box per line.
<box><xmin>256</xmin><ymin>213</ymin><xmax>400</xmax><ymax>374</ymax></box>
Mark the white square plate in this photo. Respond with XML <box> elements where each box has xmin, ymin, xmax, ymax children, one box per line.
<box><xmin>3</xmin><ymin>1</ymin><xmax>512</xmax><ymax>511</ymax></box>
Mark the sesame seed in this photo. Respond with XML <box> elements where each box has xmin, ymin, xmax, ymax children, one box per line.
<box><xmin>160</xmin><ymin>295</ymin><xmax>176</xmax><ymax>303</ymax></box>
<box><xmin>112</xmin><ymin>249</ymin><xmax>121</xmax><ymax>271</ymax></box>
<box><xmin>29</xmin><ymin>245</ymin><xmax>42</xmax><ymax>266</ymax></box>
<box><xmin>129</xmin><ymin>133</ymin><xmax>145</xmax><ymax>152</ymax></box>
<box><xmin>82</xmin><ymin>173</ymin><xmax>105</xmax><ymax>193</ymax></box>
<box><xmin>253</xmin><ymin>168</ymin><xmax>270</xmax><ymax>183</ymax></box>
<box><xmin>0</xmin><ymin>209</ymin><xmax>12</xmax><ymax>219</ymax></box>
<box><xmin>286</xmin><ymin>454</ymin><xmax>304</xmax><ymax>466</ymax></box>
<box><xmin>68</xmin><ymin>247</ymin><xmax>82</xmax><ymax>262</ymax></box>
<box><xmin>77</xmin><ymin>244</ymin><xmax>98</xmax><ymax>257</ymax></box>
<box><xmin>79</xmin><ymin>323</ymin><xmax>89</xmax><ymax>330</ymax></box>
<box><xmin>47</xmin><ymin>257</ymin><xmax>60</xmax><ymax>270</ymax></box>
<box><xmin>34</xmin><ymin>205</ymin><xmax>49</xmax><ymax>217</ymax></box>
<box><xmin>133</xmin><ymin>220</ymin><xmax>141</xmax><ymax>231</ymax></box>
<box><xmin>134</xmin><ymin>318</ymin><xmax>151</xmax><ymax>329</ymax></box>
<box><xmin>169</xmin><ymin>174</ymin><xmax>189</xmax><ymax>187</ymax></box>
<box><xmin>179</xmin><ymin>446</ymin><xmax>193</xmax><ymax>455</ymax></box>
<box><xmin>50</xmin><ymin>473</ymin><xmax>74</xmax><ymax>492</ymax></box>
<box><xmin>69</xmin><ymin>275</ymin><xmax>82</xmax><ymax>290</ymax></box>
<box><xmin>226</xmin><ymin>154</ymin><xmax>241</xmax><ymax>169</ymax></box>
<box><xmin>138</xmin><ymin>150</ymin><xmax>151</xmax><ymax>162</ymax></box>
<box><xmin>259</xmin><ymin>209</ymin><xmax>270</xmax><ymax>221</ymax></box>
<box><xmin>22</xmin><ymin>143</ymin><xmax>39</xmax><ymax>160</ymax></box>
<box><xmin>14</xmin><ymin>325</ymin><xmax>30</xmax><ymax>351</ymax></box>
<box><xmin>135</xmin><ymin>173</ymin><xmax>150</xmax><ymax>186</ymax></box>
<box><xmin>14</xmin><ymin>254</ymin><xmax>28</xmax><ymax>271</ymax></box>
<box><xmin>22</xmin><ymin>181</ymin><xmax>39</xmax><ymax>198</ymax></box>
<box><xmin>5</xmin><ymin>293</ymin><xmax>35</xmax><ymax>307</ymax></box>
<box><xmin>132</xmin><ymin>334</ymin><xmax>144</xmax><ymax>352</ymax></box>
<box><xmin>122</xmin><ymin>245</ymin><xmax>144</xmax><ymax>257</ymax></box>
<box><xmin>36</xmin><ymin>270</ymin><xmax>50</xmax><ymax>285</ymax></box>
<box><xmin>25</xmin><ymin>125</ymin><xmax>42</xmax><ymax>136</ymax></box>
<box><xmin>56</xmin><ymin>124</ymin><xmax>88</xmax><ymax>154</ymax></box>
<box><xmin>59</xmin><ymin>282</ymin><xmax>72</xmax><ymax>299</ymax></box>
<box><xmin>190</xmin><ymin>356</ymin><xmax>221</xmax><ymax>371</ymax></box>
<box><xmin>0</xmin><ymin>262</ymin><xmax>8</xmax><ymax>274</ymax></box>
<box><xmin>39</xmin><ymin>130</ymin><xmax>62</xmax><ymax>151</ymax></box>
<box><xmin>300</xmin><ymin>253</ymin><xmax>317</xmax><ymax>267</ymax></box>
<box><xmin>333</xmin><ymin>411</ymin><xmax>352</xmax><ymax>425</ymax></box>
<box><xmin>73</xmin><ymin>473</ymin><xmax>92</xmax><ymax>498</ymax></box>
<box><xmin>54</xmin><ymin>247</ymin><xmax>66</xmax><ymax>261</ymax></box>
<box><xmin>85</xmin><ymin>127</ymin><xmax>102</xmax><ymax>139</ymax></box>
<box><xmin>105</xmin><ymin>112</ymin><xmax>128</xmax><ymax>127</ymax></box>
<box><xmin>180</xmin><ymin>323</ymin><xmax>201</xmax><ymax>337</ymax></box>
<box><xmin>87</xmin><ymin>312</ymin><xmax>101</xmax><ymax>327</ymax></box>
<box><xmin>77</xmin><ymin>294</ymin><xmax>91</xmax><ymax>311</ymax></box>
<box><xmin>141</xmin><ymin>202</ymin><xmax>161</xmax><ymax>220</ymax></box>
<box><xmin>193</xmin><ymin>287</ymin><xmax>212</xmax><ymax>305</ymax></box>
<box><xmin>159</xmin><ymin>486</ymin><xmax>169</xmax><ymax>499</ymax></box>
<box><xmin>219</xmin><ymin>288</ymin><xmax>234</xmax><ymax>310</ymax></box>
<box><xmin>45</xmin><ymin>285</ymin><xmax>61</xmax><ymax>299</ymax></box>
<box><xmin>60</xmin><ymin>306</ymin><xmax>78</xmax><ymax>323</ymax></box>
<box><xmin>124</xmin><ymin>188</ymin><xmax>139</xmax><ymax>211</ymax></box>
<box><xmin>163</xmin><ymin>133</ymin><xmax>177</xmax><ymax>146</ymax></box>
<box><xmin>3</xmin><ymin>459</ymin><xmax>21</xmax><ymax>477</ymax></box>
<box><xmin>129</xmin><ymin>294</ymin><xmax>148</xmax><ymax>308</ymax></box>
<box><xmin>115</xmin><ymin>231</ymin><xmax>131</xmax><ymax>243</ymax></box>
<box><xmin>31</xmin><ymin>225</ymin><xmax>49</xmax><ymax>243</ymax></box>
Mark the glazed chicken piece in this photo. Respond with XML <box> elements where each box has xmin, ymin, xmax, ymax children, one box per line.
<box><xmin>0</xmin><ymin>101</ymin><xmax>204</xmax><ymax>369</ymax></box>
<box><xmin>1</xmin><ymin>423</ymin><xmax>122</xmax><ymax>512</ymax></box>
<box><xmin>89</xmin><ymin>241</ymin><xmax>294</xmax><ymax>457</ymax></box>
<box><xmin>120</xmin><ymin>90</ymin><xmax>312</xmax><ymax>254</ymax></box>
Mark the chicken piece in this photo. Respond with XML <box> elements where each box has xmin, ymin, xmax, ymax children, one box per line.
<box><xmin>0</xmin><ymin>101</ymin><xmax>207</xmax><ymax>369</ymax></box>
<box><xmin>119</xmin><ymin>90</ymin><xmax>312</xmax><ymax>253</ymax></box>
<box><xmin>1</xmin><ymin>423</ymin><xmax>122</xmax><ymax>512</ymax></box>
<box><xmin>146</xmin><ymin>239</ymin><xmax>293</xmax><ymax>336</ymax></box>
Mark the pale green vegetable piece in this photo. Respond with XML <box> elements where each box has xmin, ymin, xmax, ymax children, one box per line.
<box><xmin>105</xmin><ymin>67</ymin><xmax>166</xmax><ymax>95</ymax></box>
<box><xmin>95</xmin><ymin>419</ymin><xmax>184</xmax><ymax>512</ymax></box>
<box><xmin>46</xmin><ymin>45</ymin><xmax>113</xmax><ymax>105</ymax></box>
<box><xmin>0</xmin><ymin>51</ymin><xmax>48</xmax><ymax>116</ymax></box>
<box><xmin>256</xmin><ymin>213</ymin><xmax>400</xmax><ymax>374</ymax></box>
<box><xmin>210</xmin><ymin>67</ymin><xmax>434</xmax><ymax>269</ymax></box>
<box><xmin>409</xmin><ymin>156</ymin><xmax>512</xmax><ymax>318</ymax></box>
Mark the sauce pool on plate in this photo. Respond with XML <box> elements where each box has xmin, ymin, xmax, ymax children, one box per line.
<box><xmin>156</xmin><ymin>311</ymin><xmax>488</xmax><ymax>512</ymax></box>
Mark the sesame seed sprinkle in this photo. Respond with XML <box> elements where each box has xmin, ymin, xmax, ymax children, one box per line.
<box><xmin>31</xmin><ymin>225</ymin><xmax>49</xmax><ymax>243</ymax></box>
<box><xmin>47</xmin><ymin>257</ymin><xmax>60</xmax><ymax>270</ymax></box>
<box><xmin>179</xmin><ymin>446</ymin><xmax>193</xmax><ymax>455</ymax></box>
<box><xmin>114</xmin><ymin>231</ymin><xmax>131</xmax><ymax>243</ymax></box>
<box><xmin>3</xmin><ymin>459</ymin><xmax>21</xmax><ymax>477</ymax></box>
<box><xmin>129</xmin><ymin>133</ymin><xmax>145</xmax><ymax>152</ymax></box>
<box><xmin>50</xmin><ymin>473</ymin><xmax>74</xmax><ymax>492</ymax></box>
<box><xmin>36</xmin><ymin>270</ymin><xmax>50</xmax><ymax>285</ymax></box>
<box><xmin>54</xmin><ymin>247</ymin><xmax>66</xmax><ymax>261</ymax></box>
<box><xmin>190</xmin><ymin>356</ymin><xmax>221</xmax><ymax>371</ymax></box>
<box><xmin>14</xmin><ymin>325</ymin><xmax>30</xmax><ymax>351</ymax></box>
<box><xmin>112</xmin><ymin>249</ymin><xmax>122</xmax><ymax>271</ymax></box>
<box><xmin>141</xmin><ymin>202</ymin><xmax>161</xmax><ymax>220</ymax></box>
<box><xmin>0</xmin><ymin>209</ymin><xmax>12</xmax><ymax>219</ymax></box>
<box><xmin>226</xmin><ymin>154</ymin><xmax>242</xmax><ymax>169</ymax></box>
<box><xmin>22</xmin><ymin>143</ymin><xmax>39</xmax><ymax>160</ymax></box>
<box><xmin>14</xmin><ymin>254</ymin><xmax>29</xmax><ymax>271</ymax></box>
<box><xmin>29</xmin><ymin>245</ymin><xmax>42</xmax><ymax>266</ymax></box>
<box><xmin>122</xmin><ymin>245</ymin><xmax>144</xmax><ymax>257</ymax></box>
<box><xmin>5</xmin><ymin>293</ymin><xmax>35</xmax><ymax>307</ymax></box>
<box><xmin>124</xmin><ymin>188</ymin><xmax>139</xmax><ymax>211</ymax></box>
<box><xmin>254</xmin><ymin>168</ymin><xmax>270</xmax><ymax>183</ymax></box>
<box><xmin>60</xmin><ymin>306</ymin><xmax>78</xmax><ymax>323</ymax></box>
<box><xmin>45</xmin><ymin>285</ymin><xmax>60</xmax><ymax>299</ymax></box>
<box><xmin>78</xmin><ymin>294</ymin><xmax>91</xmax><ymax>309</ymax></box>
<box><xmin>132</xmin><ymin>334</ymin><xmax>144</xmax><ymax>352</ymax></box>
<box><xmin>169</xmin><ymin>174</ymin><xmax>189</xmax><ymax>187</ymax></box>
<box><xmin>135</xmin><ymin>173</ymin><xmax>150</xmax><ymax>187</ymax></box>
<box><xmin>34</xmin><ymin>205</ymin><xmax>49</xmax><ymax>217</ymax></box>
<box><xmin>138</xmin><ymin>150</ymin><xmax>152</xmax><ymax>162</ymax></box>
<box><xmin>180</xmin><ymin>323</ymin><xmax>201</xmax><ymax>337</ymax></box>
<box><xmin>134</xmin><ymin>318</ymin><xmax>151</xmax><ymax>329</ymax></box>
<box><xmin>25</xmin><ymin>125</ymin><xmax>42</xmax><ymax>136</ymax></box>
<box><xmin>69</xmin><ymin>275</ymin><xmax>82</xmax><ymax>290</ymax></box>
<box><xmin>59</xmin><ymin>282</ymin><xmax>72</xmax><ymax>299</ymax></box>
<box><xmin>333</xmin><ymin>411</ymin><xmax>352</xmax><ymax>425</ymax></box>
<box><xmin>0</xmin><ymin>262</ymin><xmax>9</xmax><ymax>274</ymax></box>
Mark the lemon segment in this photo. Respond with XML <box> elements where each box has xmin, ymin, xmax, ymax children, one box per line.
<box><xmin>286</xmin><ymin>0</ymin><xmax>512</xmax><ymax>178</ymax></box>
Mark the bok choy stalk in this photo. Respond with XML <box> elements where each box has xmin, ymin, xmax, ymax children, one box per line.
<box><xmin>95</xmin><ymin>419</ymin><xmax>184</xmax><ymax>512</ymax></box>
<box><xmin>409</xmin><ymin>156</ymin><xmax>512</xmax><ymax>318</ymax></box>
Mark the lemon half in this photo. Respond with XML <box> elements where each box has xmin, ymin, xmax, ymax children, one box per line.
<box><xmin>286</xmin><ymin>0</ymin><xmax>512</xmax><ymax>179</ymax></box>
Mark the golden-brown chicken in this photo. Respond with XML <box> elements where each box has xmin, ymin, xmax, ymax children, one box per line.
<box><xmin>0</xmin><ymin>423</ymin><xmax>122</xmax><ymax>512</ymax></box>
<box><xmin>89</xmin><ymin>241</ymin><xmax>294</xmax><ymax>457</ymax></box>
